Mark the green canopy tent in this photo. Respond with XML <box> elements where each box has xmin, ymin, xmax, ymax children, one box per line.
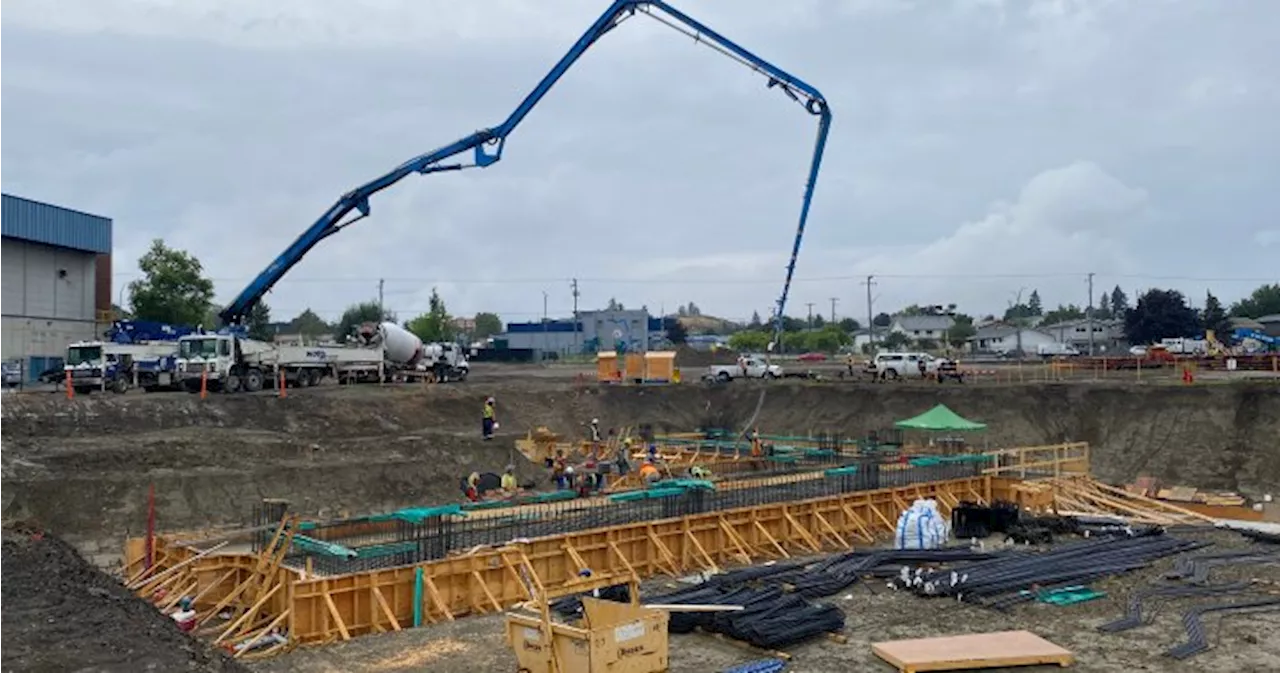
<box><xmin>894</xmin><ymin>404</ymin><xmax>987</xmax><ymax>431</ymax></box>
<box><xmin>894</xmin><ymin>404</ymin><xmax>987</xmax><ymax>452</ymax></box>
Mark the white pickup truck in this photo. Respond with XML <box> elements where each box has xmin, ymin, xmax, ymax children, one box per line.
<box><xmin>705</xmin><ymin>357</ymin><xmax>782</xmax><ymax>382</ymax></box>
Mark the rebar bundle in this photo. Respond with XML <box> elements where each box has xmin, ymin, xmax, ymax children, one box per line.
<box><xmin>897</xmin><ymin>531</ymin><xmax>1207</xmax><ymax>605</ymax></box>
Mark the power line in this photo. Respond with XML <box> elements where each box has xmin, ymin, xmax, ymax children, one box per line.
<box><xmin>111</xmin><ymin>271</ymin><xmax>1278</xmax><ymax>284</ymax></box>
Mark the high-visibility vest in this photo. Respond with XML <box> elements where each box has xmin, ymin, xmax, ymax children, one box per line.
<box><xmin>501</xmin><ymin>473</ymin><xmax>517</xmax><ymax>490</ymax></box>
<box><xmin>483</xmin><ymin>403</ymin><xmax>494</xmax><ymax>419</ymax></box>
<box><xmin>639</xmin><ymin>464</ymin><xmax>659</xmax><ymax>479</ymax></box>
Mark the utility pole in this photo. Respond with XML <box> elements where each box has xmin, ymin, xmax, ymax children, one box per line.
<box><xmin>571</xmin><ymin>278</ymin><xmax>580</xmax><ymax>355</ymax></box>
<box><xmin>806</xmin><ymin>302</ymin><xmax>815</xmax><ymax>330</ymax></box>
<box><xmin>862</xmin><ymin>275</ymin><xmax>877</xmax><ymax>346</ymax></box>
<box><xmin>377</xmin><ymin>278</ymin><xmax>385</xmax><ymax>318</ymax></box>
<box><xmin>1086</xmin><ymin>272</ymin><xmax>1095</xmax><ymax>356</ymax></box>
<box><xmin>1011</xmin><ymin>286</ymin><xmax>1026</xmax><ymax>358</ymax></box>
<box><xmin>541</xmin><ymin>290</ymin><xmax>549</xmax><ymax>359</ymax></box>
<box><xmin>829</xmin><ymin>297</ymin><xmax>838</xmax><ymax>325</ymax></box>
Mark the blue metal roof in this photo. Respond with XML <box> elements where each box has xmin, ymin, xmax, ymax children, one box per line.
<box><xmin>1</xmin><ymin>193</ymin><xmax>112</xmax><ymax>254</ymax></box>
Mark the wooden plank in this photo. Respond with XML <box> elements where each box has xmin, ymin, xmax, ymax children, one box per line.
<box><xmin>872</xmin><ymin>630</ymin><xmax>1073</xmax><ymax>673</ymax></box>
<box><xmin>372</xmin><ymin>586</ymin><xmax>401</xmax><ymax>632</ymax></box>
<box><xmin>323</xmin><ymin>592</ymin><xmax>351</xmax><ymax>641</ymax></box>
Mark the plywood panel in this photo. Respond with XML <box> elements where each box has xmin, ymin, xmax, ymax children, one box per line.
<box><xmin>872</xmin><ymin>630</ymin><xmax>1073</xmax><ymax>672</ymax></box>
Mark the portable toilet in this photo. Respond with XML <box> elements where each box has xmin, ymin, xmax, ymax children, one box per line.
<box><xmin>644</xmin><ymin>351</ymin><xmax>676</xmax><ymax>383</ymax></box>
<box><xmin>625</xmin><ymin>353</ymin><xmax>645</xmax><ymax>382</ymax></box>
<box><xmin>596</xmin><ymin>351</ymin><xmax>619</xmax><ymax>383</ymax></box>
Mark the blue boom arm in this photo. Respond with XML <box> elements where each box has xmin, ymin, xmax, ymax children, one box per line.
<box><xmin>219</xmin><ymin>0</ymin><xmax>831</xmax><ymax>333</ymax></box>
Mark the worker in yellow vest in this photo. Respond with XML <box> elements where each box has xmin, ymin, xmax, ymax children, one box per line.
<box><xmin>482</xmin><ymin>396</ymin><xmax>496</xmax><ymax>440</ymax></box>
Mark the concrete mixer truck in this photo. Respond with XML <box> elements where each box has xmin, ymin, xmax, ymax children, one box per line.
<box><xmin>356</xmin><ymin>322</ymin><xmax>469</xmax><ymax>382</ymax></box>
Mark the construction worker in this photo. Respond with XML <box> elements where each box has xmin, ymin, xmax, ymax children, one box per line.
<box><xmin>552</xmin><ymin>450</ymin><xmax>569</xmax><ymax>490</ymax></box>
<box><xmin>639</xmin><ymin>458</ymin><xmax>661</xmax><ymax>486</ymax></box>
<box><xmin>845</xmin><ymin>352</ymin><xmax>856</xmax><ymax>377</ymax></box>
<box><xmin>501</xmin><ymin>464</ymin><xmax>518</xmax><ymax>493</ymax></box>
<box><xmin>689</xmin><ymin>465</ymin><xmax>711</xmax><ymax>480</ymax></box>
<box><xmin>463</xmin><ymin>472</ymin><xmax>481</xmax><ymax>502</ymax></box>
<box><xmin>616</xmin><ymin>437</ymin><xmax>632</xmax><ymax>477</ymax></box>
<box><xmin>481</xmin><ymin>396</ymin><xmax>496</xmax><ymax>440</ymax></box>
<box><xmin>588</xmin><ymin>418</ymin><xmax>601</xmax><ymax>442</ymax></box>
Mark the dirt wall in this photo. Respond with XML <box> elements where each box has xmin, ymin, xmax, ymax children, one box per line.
<box><xmin>3</xmin><ymin>381</ymin><xmax>1278</xmax><ymax>552</ymax></box>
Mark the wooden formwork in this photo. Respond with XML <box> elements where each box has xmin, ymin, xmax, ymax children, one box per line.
<box><xmin>130</xmin><ymin>475</ymin><xmax>999</xmax><ymax>649</ymax></box>
<box><xmin>124</xmin><ymin>443</ymin><xmax>1095</xmax><ymax>657</ymax></box>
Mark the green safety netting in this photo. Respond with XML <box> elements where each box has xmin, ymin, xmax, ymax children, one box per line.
<box><xmin>391</xmin><ymin>504</ymin><xmax>466</xmax><ymax>523</ymax></box>
<box><xmin>893</xmin><ymin>404</ymin><xmax>987</xmax><ymax>432</ymax></box>
<box><xmin>908</xmin><ymin>455</ymin><xmax>993</xmax><ymax>467</ymax></box>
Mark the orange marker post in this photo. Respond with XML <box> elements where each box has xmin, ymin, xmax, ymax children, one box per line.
<box><xmin>278</xmin><ymin>369</ymin><xmax>287</xmax><ymax>398</ymax></box>
<box><xmin>200</xmin><ymin>370</ymin><xmax>208</xmax><ymax>399</ymax></box>
<box><xmin>65</xmin><ymin>370</ymin><xmax>74</xmax><ymax>399</ymax></box>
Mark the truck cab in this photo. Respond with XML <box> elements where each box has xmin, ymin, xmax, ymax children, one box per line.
<box><xmin>176</xmin><ymin>333</ymin><xmax>271</xmax><ymax>393</ymax></box>
<box><xmin>64</xmin><ymin>342</ymin><xmax>118</xmax><ymax>393</ymax></box>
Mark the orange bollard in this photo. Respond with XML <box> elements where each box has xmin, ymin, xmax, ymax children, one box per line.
<box><xmin>278</xmin><ymin>369</ymin><xmax>287</xmax><ymax>398</ymax></box>
<box><xmin>200</xmin><ymin>370</ymin><xmax>208</xmax><ymax>399</ymax></box>
<box><xmin>65</xmin><ymin>370</ymin><xmax>74</xmax><ymax>399</ymax></box>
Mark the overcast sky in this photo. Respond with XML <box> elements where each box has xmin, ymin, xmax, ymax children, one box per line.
<box><xmin>3</xmin><ymin>0</ymin><xmax>1277</xmax><ymax>326</ymax></box>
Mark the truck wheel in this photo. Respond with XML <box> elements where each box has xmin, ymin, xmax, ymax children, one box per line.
<box><xmin>111</xmin><ymin>378</ymin><xmax>129</xmax><ymax>394</ymax></box>
<box><xmin>243</xmin><ymin>368</ymin><xmax>264</xmax><ymax>393</ymax></box>
<box><xmin>307</xmin><ymin>369</ymin><xmax>322</xmax><ymax>387</ymax></box>
<box><xmin>74</xmin><ymin>386</ymin><xmax>93</xmax><ymax>396</ymax></box>
<box><xmin>717</xmin><ymin>372</ymin><xmax>731</xmax><ymax>382</ymax></box>
<box><xmin>885</xmin><ymin>369</ymin><xmax>899</xmax><ymax>380</ymax></box>
<box><xmin>223</xmin><ymin>374</ymin><xmax>242</xmax><ymax>393</ymax></box>
<box><xmin>764</xmin><ymin>372</ymin><xmax>778</xmax><ymax>380</ymax></box>
<box><xmin>456</xmin><ymin>368</ymin><xmax>468</xmax><ymax>382</ymax></box>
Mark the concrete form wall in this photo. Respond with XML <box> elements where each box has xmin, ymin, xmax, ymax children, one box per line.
<box><xmin>1</xmin><ymin>237</ymin><xmax>99</xmax><ymax>363</ymax></box>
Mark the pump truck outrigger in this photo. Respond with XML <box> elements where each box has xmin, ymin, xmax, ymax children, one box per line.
<box><xmin>214</xmin><ymin>0</ymin><xmax>832</xmax><ymax>353</ymax></box>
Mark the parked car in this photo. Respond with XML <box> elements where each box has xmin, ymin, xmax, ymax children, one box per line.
<box><xmin>797</xmin><ymin>352</ymin><xmax>827</xmax><ymax>362</ymax></box>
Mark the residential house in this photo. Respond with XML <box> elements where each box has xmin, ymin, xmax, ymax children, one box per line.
<box><xmin>1040</xmin><ymin>318</ymin><xmax>1127</xmax><ymax>355</ymax></box>
<box><xmin>889</xmin><ymin>315</ymin><xmax>955</xmax><ymax>344</ymax></box>
<box><xmin>966</xmin><ymin>324</ymin><xmax>1059</xmax><ymax>355</ymax></box>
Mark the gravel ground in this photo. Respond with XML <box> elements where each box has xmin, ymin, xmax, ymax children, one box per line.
<box><xmin>252</xmin><ymin>528</ymin><xmax>1280</xmax><ymax>673</ymax></box>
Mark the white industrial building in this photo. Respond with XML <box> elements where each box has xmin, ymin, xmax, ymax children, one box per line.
<box><xmin>2</xmin><ymin>194</ymin><xmax>113</xmax><ymax>380</ymax></box>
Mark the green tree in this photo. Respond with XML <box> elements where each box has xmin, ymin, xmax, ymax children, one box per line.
<box><xmin>899</xmin><ymin>304</ymin><xmax>929</xmax><ymax>316</ymax></box>
<box><xmin>1124</xmin><ymin>289</ymin><xmax>1201</xmax><ymax>345</ymax></box>
<box><xmin>663</xmin><ymin>317</ymin><xmax>688</xmax><ymax>344</ymax></box>
<box><xmin>1110</xmin><ymin>285</ymin><xmax>1130</xmax><ymax>316</ymax></box>
<box><xmin>127</xmin><ymin>239</ymin><xmax>215</xmax><ymax>326</ymax></box>
<box><xmin>245</xmin><ymin>302</ymin><xmax>273</xmax><ymax>341</ymax></box>
<box><xmin>606</xmin><ymin>297</ymin><xmax>625</xmax><ymax>311</ymax></box>
<box><xmin>728</xmin><ymin>330</ymin><xmax>770</xmax><ymax>352</ymax></box>
<box><xmin>946</xmin><ymin>314</ymin><xmax>976</xmax><ymax>345</ymax></box>
<box><xmin>111</xmin><ymin>303</ymin><xmax>132</xmax><ymax>320</ymax></box>
<box><xmin>838</xmin><ymin>317</ymin><xmax>860</xmax><ymax>332</ymax></box>
<box><xmin>748</xmin><ymin>311</ymin><xmax>763</xmax><ymax>329</ymax></box>
<box><xmin>1230</xmin><ymin>283</ymin><xmax>1280</xmax><ymax>318</ymax></box>
<box><xmin>1201</xmin><ymin>291</ymin><xmax>1231</xmax><ymax>337</ymax></box>
<box><xmin>1027</xmin><ymin>290</ymin><xmax>1043</xmax><ymax>316</ymax></box>
<box><xmin>406</xmin><ymin>288</ymin><xmax>454</xmax><ymax>343</ymax></box>
<box><xmin>880</xmin><ymin>331</ymin><xmax>911</xmax><ymax>350</ymax></box>
<box><xmin>1040</xmin><ymin>304</ymin><xmax>1086</xmax><ymax>326</ymax></box>
<box><xmin>336</xmin><ymin>301</ymin><xmax>393</xmax><ymax>343</ymax></box>
<box><xmin>287</xmin><ymin>309</ymin><xmax>333</xmax><ymax>338</ymax></box>
<box><xmin>473</xmin><ymin>312</ymin><xmax>504</xmax><ymax>339</ymax></box>
<box><xmin>1097</xmin><ymin>293</ymin><xmax>1112</xmax><ymax>319</ymax></box>
<box><xmin>811</xmin><ymin>314</ymin><xmax>826</xmax><ymax>329</ymax></box>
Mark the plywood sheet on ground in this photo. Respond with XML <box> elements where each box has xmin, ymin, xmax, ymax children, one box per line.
<box><xmin>871</xmin><ymin>630</ymin><xmax>1073</xmax><ymax>672</ymax></box>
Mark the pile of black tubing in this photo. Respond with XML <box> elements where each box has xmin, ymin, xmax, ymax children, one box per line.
<box><xmin>893</xmin><ymin>529</ymin><xmax>1209</xmax><ymax>608</ymax></box>
<box><xmin>952</xmin><ymin>501</ymin><xmax>1019</xmax><ymax>538</ymax></box>
<box><xmin>549</xmin><ymin>584</ymin><xmax>631</xmax><ymax>618</ymax></box>
<box><xmin>647</xmin><ymin>583</ymin><xmax>844</xmax><ymax>650</ymax></box>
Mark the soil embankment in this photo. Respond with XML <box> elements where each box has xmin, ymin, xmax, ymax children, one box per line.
<box><xmin>3</xmin><ymin>380</ymin><xmax>1278</xmax><ymax>557</ymax></box>
<box><xmin>0</xmin><ymin>523</ymin><xmax>248</xmax><ymax>672</ymax></box>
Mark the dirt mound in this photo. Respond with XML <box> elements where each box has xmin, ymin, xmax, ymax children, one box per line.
<box><xmin>0</xmin><ymin>523</ymin><xmax>249</xmax><ymax>673</ymax></box>
<box><xmin>3</xmin><ymin>381</ymin><xmax>1278</xmax><ymax>554</ymax></box>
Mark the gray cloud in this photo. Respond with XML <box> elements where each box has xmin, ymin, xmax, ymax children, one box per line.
<box><xmin>3</xmin><ymin>0</ymin><xmax>1277</xmax><ymax>325</ymax></box>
